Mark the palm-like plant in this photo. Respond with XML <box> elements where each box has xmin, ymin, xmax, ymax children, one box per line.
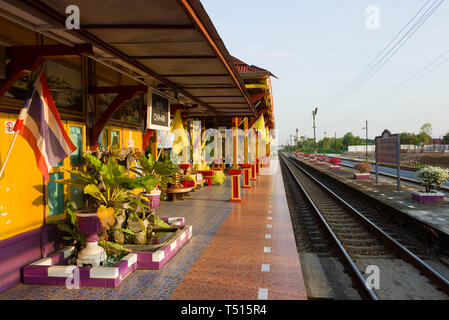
<box><xmin>131</xmin><ymin>154</ymin><xmax>179</xmax><ymax>191</ymax></box>
<box><xmin>54</xmin><ymin>152</ymin><xmax>157</xmax><ymax>210</ymax></box>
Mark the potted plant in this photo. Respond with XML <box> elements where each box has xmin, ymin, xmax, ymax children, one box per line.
<box><xmin>413</xmin><ymin>166</ymin><xmax>448</xmax><ymax>203</ymax></box>
<box><xmin>52</xmin><ymin>152</ymin><xmax>157</xmax><ymax>265</ymax></box>
<box><xmin>329</xmin><ymin>157</ymin><xmax>342</xmax><ymax>170</ymax></box>
<box><xmin>354</xmin><ymin>162</ymin><xmax>371</xmax><ymax>179</ymax></box>
<box><xmin>317</xmin><ymin>155</ymin><xmax>328</xmax><ymax>166</ymax></box>
<box><xmin>131</xmin><ymin>153</ymin><xmax>180</xmax><ymax>205</ymax></box>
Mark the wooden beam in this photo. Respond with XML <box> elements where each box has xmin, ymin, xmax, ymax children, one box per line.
<box><xmin>90</xmin><ymin>86</ymin><xmax>144</xmax><ymax>150</ymax></box>
<box><xmin>131</xmin><ymin>55</ymin><xmax>217</xmax><ymax>60</ymax></box>
<box><xmin>161</xmin><ymin>74</ymin><xmax>229</xmax><ymax>77</ymax></box>
<box><xmin>83</xmin><ymin>24</ymin><xmax>195</xmax><ymax>30</ymax></box>
<box><xmin>0</xmin><ymin>44</ymin><xmax>92</xmax><ymax>98</ymax></box>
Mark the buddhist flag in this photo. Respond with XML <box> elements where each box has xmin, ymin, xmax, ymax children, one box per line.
<box><xmin>13</xmin><ymin>73</ymin><xmax>77</xmax><ymax>181</ymax></box>
<box><xmin>170</xmin><ymin>109</ymin><xmax>189</xmax><ymax>154</ymax></box>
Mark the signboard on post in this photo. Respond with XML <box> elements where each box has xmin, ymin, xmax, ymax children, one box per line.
<box><xmin>375</xmin><ymin>129</ymin><xmax>401</xmax><ymax>191</ymax></box>
<box><xmin>147</xmin><ymin>90</ymin><xmax>170</xmax><ymax>131</ymax></box>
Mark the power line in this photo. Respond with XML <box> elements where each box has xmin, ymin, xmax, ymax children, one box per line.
<box><xmin>331</xmin><ymin>0</ymin><xmax>444</xmax><ymax>108</ymax></box>
<box><xmin>362</xmin><ymin>49</ymin><xmax>449</xmax><ymax>113</ymax></box>
<box><xmin>325</xmin><ymin>0</ymin><xmax>432</xmax><ymax>108</ymax></box>
<box><xmin>324</xmin><ymin>0</ymin><xmax>444</xmax><ymax>110</ymax></box>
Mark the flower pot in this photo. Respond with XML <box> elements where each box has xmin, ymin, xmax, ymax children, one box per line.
<box><xmin>411</xmin><ymin>191</ymin><xmax>445</xmax><ymax>203</ymax></box>
<box><xmin>354</xmin><ymin>173</ymin><xmax>370</xmax><ymax>180</ymax></box>
<box><xmin>75</xmin><ymin>211</ymin><xmax>106</xmax><ymax>267</ymax></box>
<box><xmin>149</xmin><ymin>189</ymin><xmax>161</xmax><ymax>209</ymax></box>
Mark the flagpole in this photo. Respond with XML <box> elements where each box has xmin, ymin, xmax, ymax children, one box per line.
<box><xmin>0</xmin><ymin>65</ymin><xmax>45</xmax><ymax>179</ymax></box>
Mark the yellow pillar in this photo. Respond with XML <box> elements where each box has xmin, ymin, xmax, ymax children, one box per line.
<box><xmin>230</xmin><ymin>117</ymin><xmax>242</xmax><ymax>202</ymax></box>
<box><xmin>256</xmin><ymin>132</ymin><xmax>260</xmax><ymax>175</ymax></box>
<box><xmin>242</xmin><ymin>118</ymin><xmax>251</xmax><ymax>188</ymax></box>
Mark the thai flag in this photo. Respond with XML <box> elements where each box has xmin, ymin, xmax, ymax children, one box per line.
<box><xmin>13</xmin><ymin>73</ymin><xmax>77</xmax><ymax>181</ymax></box>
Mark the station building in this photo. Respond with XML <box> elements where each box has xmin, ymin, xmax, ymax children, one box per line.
<box><xmin>0</xmin><ymin>0</ymin><xmax>280</xmax><ymax>295</ymax></box>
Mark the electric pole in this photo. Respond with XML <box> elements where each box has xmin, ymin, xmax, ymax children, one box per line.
<box><xmin>312</xmin><ymin>108</ymin><xmax>318</xmax><ymax>156</ymax></box>
<box><xmin>363</xmin><ymin>120</ymin><xmax>368</xmax><ymax>161</ymax></box>
<box><xmin>334</xmin><ymin>132</ymin><xmax>337</xmax><ymax>155</ymax></box>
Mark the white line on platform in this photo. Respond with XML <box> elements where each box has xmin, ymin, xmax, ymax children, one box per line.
<box><xmin>261</xmin><ymin>264</ymin><xmax>270</xmax><ymax>272</ymax></box>
<box><xmin>265</xmin><ymin>234</ymin><xmax>272</xmax><ymax>239</ymax></box>
<box><xmin>264</xmin><ymin>247</ymin><xmax>271</xmax><ymax>253</ymax></box>
<box><xmin>268</xmin><ymin>217</ymin><xmax>272</xmax><ymax>220</ymax></box>
<box><xmin>258</xmin><ymin>288</ymin><xmax>268</xmax><ymax>300</ymax></box>
<box><xmin>267</xmin><ymin>224</ymin><xmax>272</xmax><ymax>228</ymax></box>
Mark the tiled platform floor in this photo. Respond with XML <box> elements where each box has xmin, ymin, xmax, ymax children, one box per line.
<box><xmin>0</xmin><ymin>180</ymin><xmax>240</xmax><ymax>300</ymax></box>
<box><xmin>0</xmin><ymin>159</ymin><xmax>306</xmax><ymax>300</ymax></box>
<box><xmin>170</xmin><ymin>160</ymin><xmax>307</xmax><ymax>300</ymax></box>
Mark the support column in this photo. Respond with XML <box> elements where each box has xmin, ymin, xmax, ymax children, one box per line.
<box><xmin>256</xmin><ymin>133</ymin><xmax>260</xmax><ymax>176</ymax></box>
<box><xmin>230</xmin><ymin>117</ymin><xmax>242</xmax><ymax>202</ymax></box>
<box><xmin>241</xmin><ymin>118</ymin><xmax>251</xmax><ymax>188</ymax></box>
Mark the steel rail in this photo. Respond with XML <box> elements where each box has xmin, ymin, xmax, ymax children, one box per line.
<box><xmin>287</xmin><ymin>154</ymin><xmax>449</xmax><ymax>296</ymax></box>
<box><xmin>280</xmin><ymin>154</ymin><xmax>379</xmax><ymax>300</ymax></box>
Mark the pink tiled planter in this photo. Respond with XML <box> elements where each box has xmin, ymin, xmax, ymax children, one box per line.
<box><xmin>317</xmin><ymin>162</ymin><xmax>326</xmax><ymax>166</ymax></box>
<box><xmin>23</xmin><ymin>218</ymin><xmax>191</xmax><ymax>288</ymax></box>
<box><xmin>411</xmin><ymin>191</ymin><xmax>445</xmax><ymax>203</ymax></box>
<box><xmin>354</xmin><ymin>173</ymin><xmax>370</xmax><ymax>180</ymax></box>
<box><xmin>330</xmin><ymin>165</ymin><xmax>340</xmax><ymax>171</ymax></box>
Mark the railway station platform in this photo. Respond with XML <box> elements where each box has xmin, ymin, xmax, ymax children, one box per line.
<box><xmin>292</xmin><ymin>155</ymin><xmax>449</xmax><ymax>243</ymax></box>
<box><xmin>0</xmin><ymin>159</ymin><xmax>307</xmax><ymax>300</ymax></box>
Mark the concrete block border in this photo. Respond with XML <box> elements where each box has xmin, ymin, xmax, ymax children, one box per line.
<box><xmin>23</xmin><ymin>218</ymin><xmax>192</xmax><ymax>288</ymax></box>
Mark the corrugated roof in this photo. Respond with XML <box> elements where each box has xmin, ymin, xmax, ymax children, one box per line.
<box><xmin>232</xmin><ymin>57</ymin><xmax>271</xmax><ymax>74</ymax></box>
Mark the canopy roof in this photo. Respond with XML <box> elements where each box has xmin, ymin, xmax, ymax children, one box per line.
<box><xmin>232</xmin><ymin>57</ymin><xmax>276</xmax><ymax>129</ymax></box>
<box><xmin>0</xmin><ymin>0</ymin><xmax>256</xmax><ymax>117</ymax></box>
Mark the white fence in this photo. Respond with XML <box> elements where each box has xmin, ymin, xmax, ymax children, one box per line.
<box><xmin>348</xmin><ymin>145</ymin><xmax>376</xmax><ymax>152</ymax></box>
<box><xmin>348</xmin><ymin>144</ymin><xmax>449</xmax><ymax>152</ymax></box>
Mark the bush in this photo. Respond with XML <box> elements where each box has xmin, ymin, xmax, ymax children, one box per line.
<box><xmin>417</xmin><ymin>166</ymin><xmax>449</xmax><ymax>193</ymax></box>
<box><xmin>355</xmin><ymin>162</ymin><xmax>371</xmax><ymax>173</ymax></box>
<box><xmin>329</xmin><ymin>158</ymin><xmax>341</xmax><ymax>165</ymax></box>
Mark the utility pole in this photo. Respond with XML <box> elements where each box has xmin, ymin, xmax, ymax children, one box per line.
<box><xmin>363</xmin><ymin>120</ymin><xmax>368</xmax><ymax>161</ymax></box>
<box><xmin>334</xmin><ymin>132</ymin><xmax>337</xmax><ymax>155</ymax></box>
<box><xmin>312</xmin><ymin>108</ymin><xmax>318</xmax><ymax>155</ymax></box>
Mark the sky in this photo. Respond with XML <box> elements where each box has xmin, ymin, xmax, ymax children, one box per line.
<box><xmin>201</xmin><ymin>0</ymin><xmax>449</xmax><ymax>146</ymax></box>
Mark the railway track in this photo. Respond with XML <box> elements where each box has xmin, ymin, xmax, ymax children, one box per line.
<box><xmin>280</xmin><ymin>153</ymin><xmax>449</xmax><ymax>300</ymax></box>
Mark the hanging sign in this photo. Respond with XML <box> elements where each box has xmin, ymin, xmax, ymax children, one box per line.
<box><xmin>147</xmin><ymin>91</ymin><xmax>170</xmax><ymax>131</ymax></box>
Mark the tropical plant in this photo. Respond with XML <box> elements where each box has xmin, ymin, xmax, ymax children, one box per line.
<box><xmin>49</xmin><ymin>200</ymin><xmax>86</xmax><ymax>251</ymax></box>
<box><xmin>53</xmin><ymin>152</ymin><xmax>157</xmax><ymax>211</ymax></box>
<box><xmin>355</xmin><ymin>161</ymin><xmax>371</xmax><ymax>173</ymax></box>
<box><xmin>417</xmin><ymin>166</ymin><xmax>449</xmax><ymax>193</ymax></box>
<box><xmin>131</xmin><ymin>154</ymin><xmax>180</xmax><ymax>191</ymax></box>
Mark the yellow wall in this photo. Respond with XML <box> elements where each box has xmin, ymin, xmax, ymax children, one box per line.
<box><xmin>0</xmin><ymin>113</ymin><xmax>44</xmax><ymax>240</ymax></box>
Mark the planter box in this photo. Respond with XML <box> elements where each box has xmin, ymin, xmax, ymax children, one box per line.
<box><xmin>23</xmin><ymin>218</ymin><xmax>192</xmax><ymax>288</ymax></box>
<box><xmin>317</xmin><ymin>162</ymin><xmax>326</xmax><ymax>166</ymax></box>
<box><xmin>354</xmin><ymin>173</ymin><xmax>370</xmax><ymax>180</ymax></box>
<box><xmin>411</xmin><ymin>191</ymin><xmax>445</xmax><ymax>203</ymax></box>
<box><xmin>330</xmin><ymin>165</ymin><xmax>340</xmax><ymax>171</ymax></box>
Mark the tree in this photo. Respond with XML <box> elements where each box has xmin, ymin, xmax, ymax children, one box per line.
<box><xmin>342</xmin><ymin>132</ymin><xmax>355</xmax><ymax>148</ymax></box>
<box><xmin>443</xmin><ymin>132</ymin><xmax>449</xmax><ymax>145</ymax></box>
<box><xmin>400</xmin><ymin>132</ymin><xmax>417</xmax><ymax>145</ymax></box>
<box><xmin>420</xmin><ymin>123</ymin><xmax>432</xmax><ymax>137</ymax></box>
